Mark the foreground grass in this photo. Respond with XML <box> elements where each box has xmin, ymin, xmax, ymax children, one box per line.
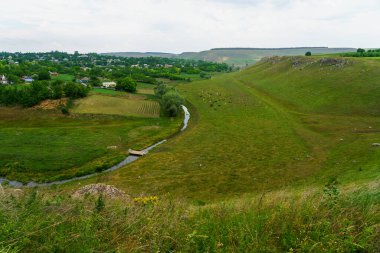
<box><xmin>0</xmin><ymin>182</ymin><xmax>379</xmax><ymax>252</ymax></box>
<box><xmin>0</xmin><ymin>107</ymin><xmax>181</xmax><ymax>183</ymax></box>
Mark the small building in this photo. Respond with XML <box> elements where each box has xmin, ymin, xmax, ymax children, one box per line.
<box><xmin>79</xmin><ymin>77</ymin><xmax>90</xmax><ymax>86</ymax></box>
<box><xmin>102</xmin><ymin>81</ymin><xmax>117</xmax><ymax>89</ymax></box>
<box><xmin>164</xmin><ymin>64</ymin><xmax>173</xmax><ymax>68</ymax></box>
<box><xmin>0</xmin><ymin>75</ymin><xmax>8</xmax><ymax>84</ymax></box>
<box><xmin>131</xmin><ymin>64</ymin><xmax>140</xmax><ymax>68</ymax></box>
<box><xmin>81</xmin><ymin>67</ymin><xmax>91</xmax><ymax>71</ymax></box>
<box><xmin>49</xmin><ymin>71</ymin><xmax>59</xmax><ymax>77</ymax></box>
<box><xmin>22</xmin><ymin>76</ymin><xmax>34</xmax><ymax>83</ymax></box>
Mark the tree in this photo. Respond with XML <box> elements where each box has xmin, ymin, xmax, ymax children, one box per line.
<box><xmin>161</xmin><ymin>90</ymin><xmax>184</xmax><ymax>117</ymax></box>
<box><xmin>116</xmin><ymin>77</ymin><xmax>137</xmax><ymax>93</ymax></box>
<box><xmin>38</xmin><ymin>71</ymin><xmax>51</xmax><ymax>80</ymax></box>
<box><xmin>154</xmin><ymin>83</ymin><xmax>171</xmax><ymax>98</ymax></box>
<box><xmin>357</xmin><ymin>48</ymin><xmax>366</xmax><ymax>53</ymax></box>
<box><xmin>305</xmin><ymin>51</ymin><xmax>312</xmax><ymax>56</ymax></box>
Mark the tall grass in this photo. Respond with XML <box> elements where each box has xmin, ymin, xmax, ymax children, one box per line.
<box><xmin>1</xmin><ymin>184</ymin><xmax>379</xmax><ymax>252</ymax></box>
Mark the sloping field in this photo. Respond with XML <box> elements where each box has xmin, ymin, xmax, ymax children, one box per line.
<box><xmin>0</xmin><ymin>107</ymin><xmax>180</xmax><ymax>183</ymax></box>
<box><xmin>75</xmin><ymin>56</ymin><xmax>380</xmax><ymax>201</ymax></box>
<box><xmin>239</xmin><ymin>56</ymin><xmax>380</xmax><ymax>116</ymax></box>
<box><xmin>73</xmin><ymin>94</ymin><xmax>160</xmax><ymax>118</ymax></box>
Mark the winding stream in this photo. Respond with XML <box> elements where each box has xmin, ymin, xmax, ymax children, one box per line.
<box><xmin>0</xmin><ymin>105</ymin><xmax>190</xmax><ymax>187</ymax></box>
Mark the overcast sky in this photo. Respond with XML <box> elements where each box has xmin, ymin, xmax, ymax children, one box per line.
<box><xmin>1</xmin><ymin>0</ymin><xmax>379</xmax><ymax>53</ymax></box>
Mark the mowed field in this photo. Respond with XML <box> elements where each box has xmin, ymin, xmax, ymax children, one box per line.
<box><xmin>73</xmin><ymin>94</ymin><xmax>160</xmax><ymax>118</ymax></box>
<box><xmin>70</xmin><ymin>56</ymin><xmax>380</xmax><ymax>201</ymax></box>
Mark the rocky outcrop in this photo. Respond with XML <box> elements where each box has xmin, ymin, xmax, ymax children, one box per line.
<box><xmin>72</xmin><ymin>184</ymin><xmax>129</xmax><ymax>199</ymax></box>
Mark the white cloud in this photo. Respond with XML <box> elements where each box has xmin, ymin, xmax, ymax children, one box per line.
<box><xmin>1</xmin><ymin>0</ymin><xmax>379</xmax><ymax>53</ymax></box>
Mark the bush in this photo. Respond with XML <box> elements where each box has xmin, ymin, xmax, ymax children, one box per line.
<box><xmin>154</xmin><ymin>83</ymin><xmax>172</xmax><ymax>98</ymax></box>
<box><xmin>305</xmin><ymin>51</ymin><xmax>312</xmax><ymax>56</ymax></box>
<box><xmin>161</xmin><ymin>90</ymin><xmax>184</xmax><ymax>117</ymax></box>
<box><xmin>116</xmin><ymin>77</ymin><xmax>137</xmax><ymax>93</ymax></box>
<box><xmin>38</xmin><ymin>71</ymin><xmax>51</xmax><ymax>80</ymax></box>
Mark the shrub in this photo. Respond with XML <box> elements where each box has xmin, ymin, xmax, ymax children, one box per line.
<box><xmin>161</xmin><ymin>90</ymin><xmax>184</xmax><ymax>117</ymax></box>
<box><xmin>305</xmin><ymin>51</ymin><xmax>312</xmax><ymax>56</ymax></box>
<box><xmin>116</xmin><ymin>77</ymin><xmax>137</xmax><ymax>93</ymax></box>
<box><xmin>154</xmin><ymin>83</ymin><xmax>172</xmax><ymax>98</ymax></box>
<box><xmin>38</xmin><ymin>71</ymin><xmax>51</xmax><ymax>80</ymax></box>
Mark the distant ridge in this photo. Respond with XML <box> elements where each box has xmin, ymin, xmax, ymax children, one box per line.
<box><xmin>211</xmin><ymin>47</ymin><xmax>339</xmax><ymax>50</ymax></box>
<box><xmin>104</xmin><ymin>47</ymin><xmax>356</xmax><ymax>66</ymax></box>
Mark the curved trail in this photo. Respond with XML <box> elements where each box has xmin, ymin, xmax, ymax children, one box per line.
<box><xmin>0</xmin><ymin>105</ymin><xmax>190</xmax><ymax>188</ymax></box>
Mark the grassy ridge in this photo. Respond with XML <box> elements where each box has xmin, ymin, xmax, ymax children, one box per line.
<box><xmin>240</xmin><ymin>56</ymin><xmax>380</xmax><ymax>116</ymax></box>
<box><xmin>0</xmin><ymin>182</ymin><xmax>378</xmax><ymax>252</ymax></box>
<box><xmin>78</xmin><ymin>56</ymin><xmax>380</xmax><ymax>201</ymax></box>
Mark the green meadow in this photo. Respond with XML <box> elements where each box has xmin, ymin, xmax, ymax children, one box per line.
<box><xmin>1</xmin><ymin>56</ymin><xmax>380</xmax><ymax>252</ymax></box>
<box><xmin>0</xmin><ymin>104</ymin><xmax>181</xmax><ymax>183</ymax></box>
<box><xmin>66</xmin><ymin>56</ymin><xmax>380</xmax><ymax>201</ymax></box>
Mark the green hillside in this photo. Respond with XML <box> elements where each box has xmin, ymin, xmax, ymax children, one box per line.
<box><xmin>2</xmin><ymin>56</ymin><xmax>380</xmax><ymax>252</ymax></box>
<box><xmin>67</xmin><ymin>56</ymin><xmax>380</xmax><ymax>201</ymax></box>
<box><xmin>239</xmin><ymin>56</ymin><xmax>380</xmax><ymax>116</ymax></box>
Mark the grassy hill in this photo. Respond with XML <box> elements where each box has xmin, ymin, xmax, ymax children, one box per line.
<box><xmin>1</xmin><ymin>56</ymin><xmax>380</xmax><ymax>252</ymax></box>
<box><xmin>62</xmin><ymin>56</ymin><xmax>379</xmax><ymax>202</ymax></box>
<box><xmin>105</xmin><ymin>47</ymin><xmax>356</xmax><ymax>67</ymax></box>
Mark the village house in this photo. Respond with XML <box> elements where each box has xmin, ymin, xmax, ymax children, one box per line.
<box><xmin>79</xmin><ymin>77</ymin><xmax>90</xmax><ymax>86</ymax></box>
<box><xmin>102</xmin><ymin>81</ymin><xmax>117</xmax><ymax>89</ymax></box>
<box><xmin>81</xmin><ymin>67</ymin><xmax>91</xmax><ymax>71</ymax></box>
<box><xmin>22</xmin><ymin>76</ymin><xmax>34</xmax><ymax>83</ymax></box>
<box><xmin>49</xmin><ymin>71</ymin><xmax>59</xmax><ymax>77</ymax></box>
<box><xmin>0</xmin><ymin>75</ymin><xmax>8</xmax><ymax>84</ymax></box>
<box><xmin>164</xmin><ymin>64</ymin><xmax>173</xmax><ymax>68</ymax></box>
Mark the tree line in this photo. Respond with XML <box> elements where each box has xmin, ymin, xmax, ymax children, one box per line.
<box><xmin>0</xmin><ymin>80</ymin><xmax>89</xmax><ymax>107</ymax></box>
<box><xmin>342</xmin><ymin>48</ymin><xmax>380</xmax><ymax>57</ymax></box>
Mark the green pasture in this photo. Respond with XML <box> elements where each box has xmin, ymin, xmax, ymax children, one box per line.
<box><xmin>0</xmin><ymin>107</ymin><xmax>181</xmax><ymax>183</ymax></box>
<box><xmin>74</xmin><ymin>56</ymin><xmax>380</xmax><ymax>200</ymax></box>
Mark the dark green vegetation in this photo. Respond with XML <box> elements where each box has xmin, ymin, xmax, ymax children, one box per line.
<box><xmin>0</xmin><ymin>80</ymin><xmax>88</xmax><ymax>107</ymax></box>
<box><xmin>0</xmin><ymin>107</ymin><xmax>181</xmax><ymax>183</ymax></box>
<box><xmin>342</xmin><ymin>48</ymin><xmax>380</xmax><ymax>57</ymax></box>
<box><xmin>105</xmin><ymin>47</ymin><xmax>356</xmax><ymax>67</ymax></box>
<box><xmin>0</xmin><ymin>183</ymin><xmax>378</xmax><ymax>252</ymax></box>
<box><xmin>116</xmin><ymin>77</ymin><xmax>137</xmax><ymax>93</ymax></box>
<box><xmin>154</xmin><ymin>83</ymin><xmax>184</xmax><ymax>117</ymax></box>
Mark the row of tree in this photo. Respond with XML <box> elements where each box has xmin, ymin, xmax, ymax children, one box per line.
<box><xmin>0</xmin><ymin>80</ymin><xmax>89</xmax><ymax>107</ymax></box>
<box><xmin>342</xmin><ymin>48</ymin><xmax>380</xmax><ymax>57</ymax></box>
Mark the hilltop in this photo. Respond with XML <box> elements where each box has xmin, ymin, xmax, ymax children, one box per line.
<box><xmin>103</xmin><ymin>47</ymin><xmax>356</xmax><ymax>67</ymax></box>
